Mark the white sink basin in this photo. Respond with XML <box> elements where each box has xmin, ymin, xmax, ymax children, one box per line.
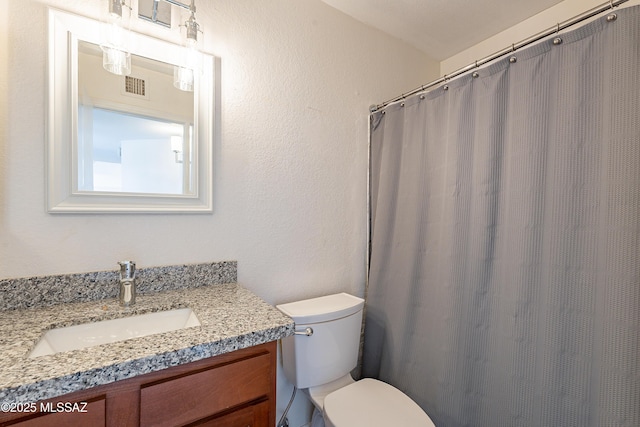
<box><xmin>29</xmin><ymin>308</ymin><xmax>201</xmax><ymax>358</ymax></box>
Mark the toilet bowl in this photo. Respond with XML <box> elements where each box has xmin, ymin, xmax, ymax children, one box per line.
<box><xmin>277</xmin><ymin>293</ymin><xmax>435</xmax><ymax>427</ymax></box>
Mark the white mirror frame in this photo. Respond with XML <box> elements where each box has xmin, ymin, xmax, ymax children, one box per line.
<box><xmin>47</xmin><ymin>9</ymin><xmax>215</xmax><ymax>213</ymax></box>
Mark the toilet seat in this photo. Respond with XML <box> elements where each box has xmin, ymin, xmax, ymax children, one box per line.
<box><xmin>307</xmin><ymin>374</ymin><xmax>356</xmax><ymax>410</ymax></box>
<box><xmin>323</xmin><ymin>378</ymin><xmax>435</xmax><ymax>427</ymax></box>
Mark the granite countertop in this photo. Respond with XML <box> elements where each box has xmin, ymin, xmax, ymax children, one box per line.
<box><xmin>0</xmin><ymin>283</ymin><xmax>294</xmax><ymax>404</ymax></box>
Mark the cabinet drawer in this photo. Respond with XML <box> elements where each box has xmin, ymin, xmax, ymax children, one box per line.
<box><xmin>140</xmin><ymin>352</ymin><xmax>272</xmax><ymax>427</ymax></box>
<box><xmin>5</xmin><ymin>398</ymin><xmax>105</xmax><ymax>427</ymax></box>
<box><xmin>190</xmin><ymin>400</ymin><xmax>269</xmax><ymax>427</ymax></box>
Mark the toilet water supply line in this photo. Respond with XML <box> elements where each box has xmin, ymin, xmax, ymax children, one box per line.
<box><xmin>277</xmin><ymin>386</ymin><xmax>298</xmax><ymax>427</ymax></box>
<box><xmin>277</xmin><ymin>327</ymin><xmax>313</xmax><ymax>425</ymax></box>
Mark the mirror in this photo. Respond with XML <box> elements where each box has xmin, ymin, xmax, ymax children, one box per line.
<box><xmin>77</xmin><ymin>41</ymin><xmax>195</xmax><ymax>196</ymax></box>
<box><xmin>47</xmin><ymin>9</ymin><xmax>216</xmax><ymax>213</ymax></box>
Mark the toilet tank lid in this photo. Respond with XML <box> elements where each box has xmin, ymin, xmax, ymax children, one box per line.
<box><xmin>276</xmin><ymin>293</ymin><xmax>364</xmax><ymax>324</ymax></box>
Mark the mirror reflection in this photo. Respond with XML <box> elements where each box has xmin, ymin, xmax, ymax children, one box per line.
<box><xmin>48</xmin><ymin>9</ymin><xmax>215</xmax><ymax>213</ymax></box>
<box><xmin>77</xmin><ymin>41</ymin><xmax>194</xmax><ymax>195</ymax></box>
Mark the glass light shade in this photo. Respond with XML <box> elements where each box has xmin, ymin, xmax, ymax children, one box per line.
<box><xmin>100</xmin><ymin>0</ymin><xmax>131</xmax><ymax>76</ymax></box>
<box><xmin>173</xmin><ymin>66</ymin><xmax>194</xmax><ymax>92</ymax></box>
<box><xmin>185</xmin><ymin>45</ymin><xmax>203</xmax><ymax>72</ymax></box>
<box><xmin>102</xmin><ymin>46</ymin><xmax>131</xmax><ymax>76</ymax></box>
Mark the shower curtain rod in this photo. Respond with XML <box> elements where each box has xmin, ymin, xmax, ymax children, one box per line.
<box><xmin>370</xmin><ymin>0</ymin><xmax>629</xmax><ymax>113</ymax></box>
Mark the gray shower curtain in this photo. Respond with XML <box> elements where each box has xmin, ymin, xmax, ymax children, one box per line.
<box><xmin>363</xmin><ymin>6</ymin><xmax>639</xmax><ymax>427</ymax></box>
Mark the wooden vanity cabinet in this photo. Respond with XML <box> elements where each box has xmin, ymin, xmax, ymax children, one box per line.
<box><xmin>0</xmin><ymin>398</ymin><xmax>107</xmax><ymax>427</ymax></box>
<box><xmin>1</xmin><ymin>341</ymin><xmax>277</xmax><ymax>427</ymax></box>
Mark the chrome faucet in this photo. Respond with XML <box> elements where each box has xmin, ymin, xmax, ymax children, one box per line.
<box><xmin>118</xmin><ymin>261</ymin><xmax>136</xmax><ymax>307</ymax></box>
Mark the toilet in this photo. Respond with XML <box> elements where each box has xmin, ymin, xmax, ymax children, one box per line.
<box><xmin>277</xmin><ymin>293</ymin><xmax>435</xmax><ymax>427</ymax></box>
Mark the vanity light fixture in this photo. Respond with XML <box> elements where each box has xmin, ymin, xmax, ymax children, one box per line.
<box><xmin>100</xmin><ymin>0</ymin><xmax>132</xmax><ymax>76</ymax></box>
<box><xmin>173</xmin><ymin>0</ymin><xmax>202</xmax><ymax>92</ymax></box>
<box><xmin>139</xmin><ymin>0</ymin><xmax>202</xmax><ymax>92</ymax></box>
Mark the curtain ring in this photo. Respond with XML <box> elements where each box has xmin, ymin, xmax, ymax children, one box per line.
<box><xmin>610</xmin><ymin>0</ymin><xmax>614</xmax><ymax>9</ymax></box>
<box><xmin>556</xmin><ymin>23</ymin><xmax>560</xmax><ymax>34</ymax></box>
<box><xmin>512</xmin><ymin>43</ymin><xmax>515</xmax><ymax>52</ymax></box>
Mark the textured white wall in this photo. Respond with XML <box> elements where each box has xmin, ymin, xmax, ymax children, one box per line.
<box><xmin>1</xmin><ymin>1</ymin><xmax>437</xmax><ymax>425</ymax></box>
<box><xmin>0</xmin><ymin>0</ymin><xmax>437</xmax><ymax>299</ymax></box>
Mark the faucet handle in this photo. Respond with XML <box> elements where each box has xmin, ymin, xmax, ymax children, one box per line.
<box><xmin>118</xmin><ymin>260</ymin><xmax>136</xmax><ymax>279</ymax></box>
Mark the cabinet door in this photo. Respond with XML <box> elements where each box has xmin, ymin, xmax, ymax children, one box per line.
<box><xmin>189</xmin><ymin>400</ymin><xmax>269</xmax><ymax>427</ymax></box>
<box><xmin>140</xmin><ymin>352</ymin><xmax>272</xmax><ymax>427</ymax></box>
<box><xmin>3</xmin><ymin>399</ymin><xmax>105</xmax><ymax>427</ymax></box>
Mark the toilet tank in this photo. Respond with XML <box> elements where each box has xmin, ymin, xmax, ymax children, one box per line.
<box><xmin>277</xmin><ymin>293</ymin><xmax>365</xmax><ymax>389</ymax></box>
